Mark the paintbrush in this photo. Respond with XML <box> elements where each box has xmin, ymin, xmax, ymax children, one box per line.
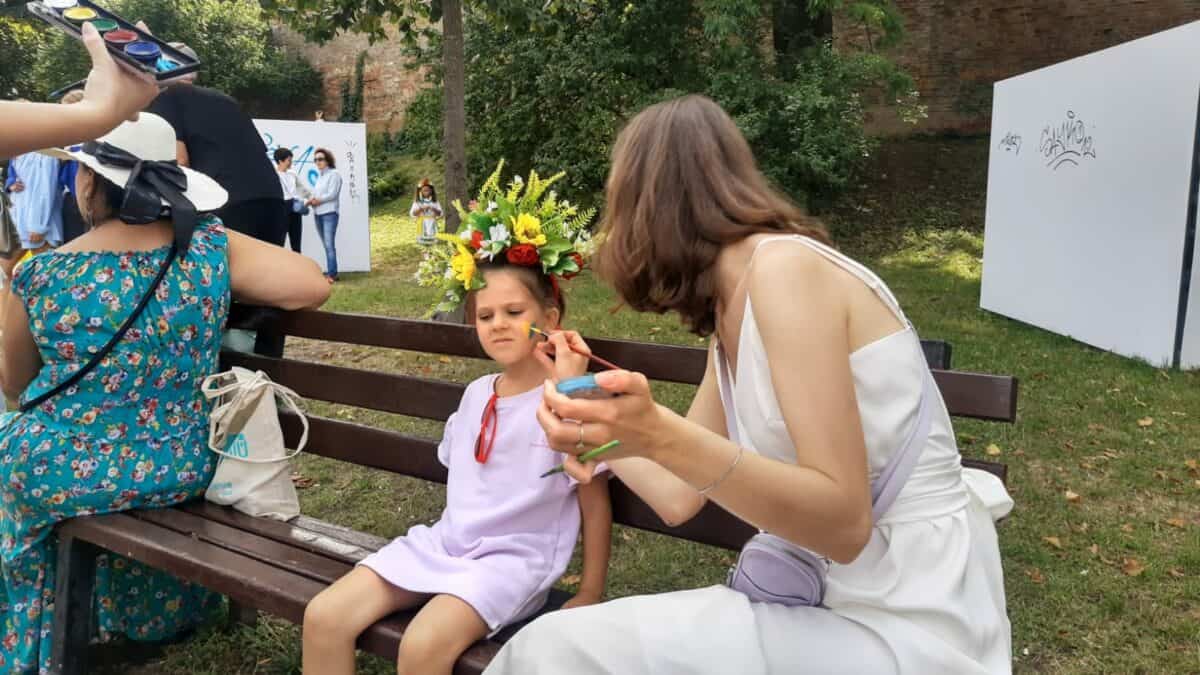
<box><xmin>540</xmin><ymin>440</ymin><xmax>621</xmax><ymax>478</ymax></box>
<box><xmin>522</xmin><ymin>322</ymin><xmax>623</xmax><ymax>371</ymax></box>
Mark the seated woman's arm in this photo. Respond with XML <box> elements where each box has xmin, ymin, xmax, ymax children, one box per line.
<box><xmin>228</xmin><ymin>230</ymin><xmax>331</xmax><ymax>311</ymax></box>
<box><xmin>603</xmin><ymin>352</ymin><xmax>726</xmax><ymax>526</ymax></box>
<box><xmin>0</xmin><ymin>290</ymin><xmax>41</xmax><ymax>401</ymax></box>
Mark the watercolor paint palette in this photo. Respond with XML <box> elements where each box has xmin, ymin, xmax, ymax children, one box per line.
<box><xmin>26</xmin><ymin>0</ymin><xmax>201</xmax><ymax>84</ymax></box>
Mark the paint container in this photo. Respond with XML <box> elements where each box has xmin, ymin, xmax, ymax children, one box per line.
<box><xmin>88</xmin><ymin>19</ymin><xmax>118</xmax><ymax>33</ymax></box>
<box><xmin>62</xmin><ymin>7</ymin><xmax>98</xmax><ymax>24</ymax></box>
<box><xmin>45</xmin><ymin>0</ymin><xmax>77</xmax><ymax>10</ymax></box>
<box><xmin>124</xmin><ymin>41</ymin><xmax>161</xmax><ymax>67</ymax></box>
<box><xmin>155</xmin><ymin>57</ymin><xmax>180</xmax><ymax>73</ymax></box>
<box><xmin>103</xmin><ymin>29</ymin><xmax>138</xmax><ymax>47</ymax></box>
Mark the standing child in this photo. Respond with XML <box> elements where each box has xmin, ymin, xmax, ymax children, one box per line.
<box><xmin>303</xmin><ymin>165</ymin><xmax>609</xmax><ymax>675</ymax></box>
<box><xmin>411</xmin><ymin>178</ymin><xmax>443</xmax><ymax>245</ymax></box>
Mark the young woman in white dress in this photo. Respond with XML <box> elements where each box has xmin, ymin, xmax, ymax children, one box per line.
<box><xmin>483</xmin><ymin>95</ymin><xmax>1014</xmax><ymax>674</ymax></box>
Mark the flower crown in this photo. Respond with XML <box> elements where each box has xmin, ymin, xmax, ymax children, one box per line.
<box><xmin>416</xmin><ymin>161</ymin><xmax>596</xmax><ymax>314</ymax></box>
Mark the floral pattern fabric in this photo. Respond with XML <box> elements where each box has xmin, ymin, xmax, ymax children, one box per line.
<box><xmin>0</xmin><ymin>217</ymin><xmax>231</xmax><ymax>673</ymax></box>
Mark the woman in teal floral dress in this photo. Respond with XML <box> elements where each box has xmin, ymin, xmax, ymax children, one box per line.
<box><xmin>0</xmin><ymin>113</ymin><xmax>331</xmax><ymax>673</ymax></box>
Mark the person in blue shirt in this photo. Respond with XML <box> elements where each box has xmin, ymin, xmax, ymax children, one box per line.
<box><xmin>4</xmin><ymin>148</ymin><xmax>64</xmax><ymax>252</ymax></box>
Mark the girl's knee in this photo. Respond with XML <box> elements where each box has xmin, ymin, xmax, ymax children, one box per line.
<box><xmin>397</xmin><ymin>623</ymin><xmax>455</xmax><ymax>672</ymax></box>
<box><xmin>303</xmin><ymin>588</ymin><xmax>352</xmax><ymax>642</ymax></box>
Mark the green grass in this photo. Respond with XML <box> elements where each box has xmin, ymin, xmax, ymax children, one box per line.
<box><xmin>98</xmin><ymin>139</ymin><xmax>1200</xmax><ymax>674</ymax></box>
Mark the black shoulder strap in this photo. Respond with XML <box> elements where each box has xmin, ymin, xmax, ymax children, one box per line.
<box><xmin>20</xmin><ymin>245</ymin><xmax>179</xmax><ymax>413</ymax></box>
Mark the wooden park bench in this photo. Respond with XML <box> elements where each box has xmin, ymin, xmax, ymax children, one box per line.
<box><xmin>49</xmin><ymin>305</ymin><xmax>1014</xmax><ymax>675</ymax></box>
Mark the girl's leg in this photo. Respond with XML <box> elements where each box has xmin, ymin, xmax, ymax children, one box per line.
<box><xmin>396</xmin><ymin>594</ymin><xmax>489</xmax><ymax>675</ymax></box>
<box><xmin>303</xmin><ymin>566</ymin><xmax>427</xmax><ymax>675</ymax></box>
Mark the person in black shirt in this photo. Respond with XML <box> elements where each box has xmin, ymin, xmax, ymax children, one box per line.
<box><xmin>148</xmin><ymin>57</ymin><xmax>290</xmax><ymax>357</ymax></box>
<box><xmin>147</xmin><ymin>67</ymin><xmax>287</xmax><ymax>246</ymax></box>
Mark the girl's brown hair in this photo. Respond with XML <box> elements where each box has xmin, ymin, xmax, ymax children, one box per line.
<box><xmin>594</xmin><ymin>94</ymin><xmax>831</xmax><ymax>337</ymax></box>
<box><xmin>464</xmin><ymin>263</ymin><xmax>566</xmax><ymax>323</ymax></box>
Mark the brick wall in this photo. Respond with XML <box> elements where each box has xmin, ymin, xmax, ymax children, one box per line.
<box><xmin>273</xmin><ymin>23</ymin><xmax>430</xmax><ymax>133</ymax></box>
<box><xmin>838</xmin><ymin>1</ymin><xmax>1200</xmax><ymax>135</ymax></box>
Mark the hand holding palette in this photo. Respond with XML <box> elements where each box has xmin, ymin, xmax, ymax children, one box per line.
<box><xmin>27</xmin><ymin>0</ymin><xmax>200</xmax><ymax>83</ymax></box>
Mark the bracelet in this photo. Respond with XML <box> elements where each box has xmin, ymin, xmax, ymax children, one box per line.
<box><xmin>696</xmin><ymin>445</ymin><xmax>744</xmax><ymax>495</ymax></box>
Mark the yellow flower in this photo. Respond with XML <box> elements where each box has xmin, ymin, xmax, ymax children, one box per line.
<box><xmin>450</xmin><ymin>246</ymin><xmax>476</xmax><ymax>288</ymax></box>
<box><xmin>512</xmin><ymin>213</ymin><xmax>547</xmax><ymax>247</ymax></box>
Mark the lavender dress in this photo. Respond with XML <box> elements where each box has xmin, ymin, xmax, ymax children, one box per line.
<box><xmin>359</xmin><ymin>375</ymin><xmax>583</xmax><ymax>634</ymax></box>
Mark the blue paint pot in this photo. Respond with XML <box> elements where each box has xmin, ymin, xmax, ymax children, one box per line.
<box><xmin>124</xmin><ymin>41</ymin><xmax>161</xmax><ymax>67</ymax></box>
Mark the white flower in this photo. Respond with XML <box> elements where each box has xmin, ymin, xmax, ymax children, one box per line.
<box><xmin>487</xmin><ymin>201</ymin><xmax>498</xmax><ymax>213</ymax></box>
<box><xmin>459</xmin><ymin>229</ymin><xmax>473</xmax><ymax>242</ymax></box>
<box><xmin>488</xmin><ymin>224</ymin><xmax>510</xmax><ymax>243</ymax></box>
<box><xmin>444</xmin><ymin>268</ymin><xmax>455</xmax><ymax>279</ymax></box>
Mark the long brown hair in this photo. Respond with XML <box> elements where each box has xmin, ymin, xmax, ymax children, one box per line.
<box><xmin>594</xmin><ymin>95</ymin><xmax>830</xmax><ymax>336</ymax></box>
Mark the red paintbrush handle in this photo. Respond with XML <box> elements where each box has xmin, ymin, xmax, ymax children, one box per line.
<box><xmin>580</xmin><ymin>349</ymin><xmax>622</xmax><ymax>372</ymax></box>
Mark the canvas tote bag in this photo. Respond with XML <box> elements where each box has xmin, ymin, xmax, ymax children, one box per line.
<box><xmin>201</xmin><ymin>367</ymin><xmax>308</xmax><ymax>521</ymax></box>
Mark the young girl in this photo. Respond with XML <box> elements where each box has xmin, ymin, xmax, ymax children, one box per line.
<box><xmin>303</xmin><ymin>169</ymin><xmax>611</xmax><ymax>675</ymax></box>
<box><xmin>411</xmin><ymin>179</ymin><xmax>443</xmax><ymax>245</ymax></box>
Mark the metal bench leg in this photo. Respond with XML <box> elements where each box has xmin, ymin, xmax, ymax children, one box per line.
<box><xmin>50</xmin><ymin>535</ymin><xmax>98</xmax><ymax>675</ymax></box>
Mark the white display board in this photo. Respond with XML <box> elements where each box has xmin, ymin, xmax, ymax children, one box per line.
<box><xmin>254</xmin><ymin>119</ymin><xmax>370</xmax><ymax>273</ymax></box>
<box><xmin>982</xmin><ymin>21</ymin><xmax>1200</xmax><ymax>368</ymax></box>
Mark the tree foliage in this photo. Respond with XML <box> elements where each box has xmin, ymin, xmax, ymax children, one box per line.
<box><xmin>0</xmin><ymin>14</ymin><xmax>47</xmax><ymax>100</ymax></box>
<box><xmin>393</xmin><ymin>0</ymin><xmax>921</xmax><ymax>207</ymax></box>
<box><xmin>32</xmin><ymin>0</ymin><xmax>320</xmax><ymax>116</ymax></box>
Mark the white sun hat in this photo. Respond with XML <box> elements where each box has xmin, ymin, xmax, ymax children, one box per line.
<box><xmin>40</xmin><ymin>112</ymin><xmax>227</xmax><ymax>212</ymax></box>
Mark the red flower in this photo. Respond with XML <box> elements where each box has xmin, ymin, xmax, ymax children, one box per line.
<box><xmin>562</xmin><ymin>252</ymin><xmax>585</xmax><ymax>280</ymax></box>
<box><xmin>470</xmin><ymin>230</ymin><xmax>484</xmax><ymax>250</ymax></box>
<box><xmin>506</xmin><ymin>244</ymin><xmax>540</xmax><ymax>267</ymax></box>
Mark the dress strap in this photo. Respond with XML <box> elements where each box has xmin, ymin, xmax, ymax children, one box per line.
<box><xmin>744</xmin><ymin>235</ymin><xmax>909</xmax><ymax>326</ymax></box>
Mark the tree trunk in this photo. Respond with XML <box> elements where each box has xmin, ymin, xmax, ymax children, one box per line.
<box><xmin>441</xmin><ymin>0</ymin><xmax>467</xmax><ymax>233</ymax></box>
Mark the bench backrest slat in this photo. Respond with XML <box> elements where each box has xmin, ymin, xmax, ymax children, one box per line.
<box><xmin>224</xmin><ymin>349</ymin><xmax>1015</xmax><ymax>423</ymax></box>
<box><xmin>229</xmin><ymin>308</ymin><xmax>958</xmax><ymax>385</ymax></box>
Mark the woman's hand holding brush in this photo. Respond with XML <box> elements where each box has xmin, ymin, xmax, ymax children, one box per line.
<box><xmin>528</xmin><ymin>325</ymin><xmax>594</xmax><ymax>382</ymax></box>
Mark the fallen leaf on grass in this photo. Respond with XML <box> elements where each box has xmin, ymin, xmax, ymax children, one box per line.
<box><xmin>1025</xmin><ymin>568</ymin><xmax>1045</xmax><ymax>584</ymax></box>
<box><xmin>1168</xmin><ymin>567</ymin><xmax>1185</xmax><ymax>578</ymax></box>
<box><xmin>1064</xmin><ymin>490</ymin><xmax>1081</xmax><ymax>503</ymax></box>
<box><xmin>560</xmin><ymin>574</ymin><xmax>582</xmax><ymax>586</ymax></box>
<box><xmin>1042</xmin><ymin>536</ymin><xmax>1063</xmax><ymax>550</ymax></box>
<box><xmin>1088</xmin><ymin>544</ymin><xmax>1099</xmax><ymax>556</ymax></box>
<box><xmin>1121</xmin><ymin>557</ymin><xmax>1145</xmax><ymax>577</ymax></box>
<box><xmin>1121</xmin><ymin>523</ymin><xmax>1135</xmax><ymax>533</ymax></box>
<box><xmin>1165</xmin><ymin>518</ymin><xmax>1187</xmax><ymax>529</ymax></box>
<box><xmin>985</xmin><ymin>444</ymin><xmax>1002</xmax><ymax>456</ymax></box>
<box><xmin>1137</xmin><ymin>417</ymin><xmax>1154</xmax><ymax>428</ymax></box>
<box><xmin>290</xmin><ymin>473</ymin><xmax>317</xmax><ymax>489</ymax></box>
<box><xmin>1072</xmin><ymin>521</ymin><xmax>1089</xmax><ymax>533</ymax></box>
<box><xmin>1186</xmin><ymin>459</ymin><xmax>1199</xmax><ymax>473</ymax></box>
<box><xmin>438</xmin><ymin>356</ymin><xmax>452</xmax><ymax>364</ymax></box>
<box><xmin>1086</xmin><ymin>423</ymin><xmax>1106</xmax><ymax>432</ymax></box>
<box><xmin>1155</xmin><ymin>470</ymin><xmax>1168</xmax><ymax>480</ymax></box>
